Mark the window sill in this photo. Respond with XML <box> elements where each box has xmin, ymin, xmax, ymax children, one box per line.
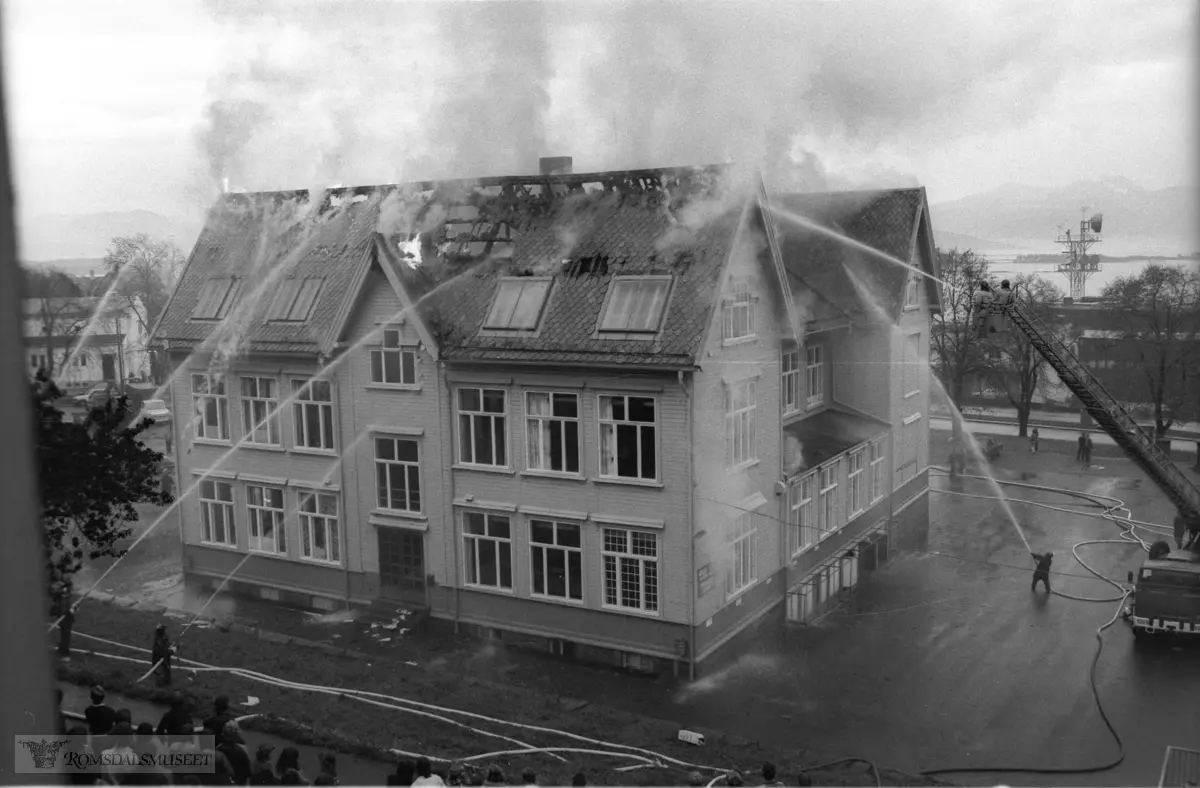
<box><xmin>600</xmin><ymin>604</ymin><xmax>661</xmax><ymax>618</ymax></box>
<box><xmin>462</xmin><ymin>584</ymin><xmax>515</xmax><ymax>596</ymax></box>
<box><xmin>371</xmin><ymin>509</ymin><xmax>427</xmax><ymax>522</ymax></box>
<box><xmin>593</xmin><ymin>476</ymin><xmax>664</xmax><ymax>489</ymax></box>
<box><xmin>529</xmin><ymin>593</ymin><xmax>586</xmax><ymax>608</ymax></box>
<box><xmin>198</xmin><ymin>541</ymin><xmax>240</xmax><ymax>553</ymax></box>
<box><xmin>453</xmin><ymin>464</ymin><xmax>516</xmax><ymax>476</ymax></box>
<box><xmin>726</xmin><ymin>580</ymin><xmax>758</xmax><ymax>603</ymax></box>
<box><xmin>903</xmin><ymin>390</ymin><xmax>920</xmax><ymax>399</ymax></box>
<box><xmin>806</xmin><ymin>400</ymin><xmax>824</xmax><ymax>411</ymax></box>
<box><xmin>240</xmin><ymin>442</ymin><xmax>286</xmax><ymax>453</ymax></box>
<box><xmin>297</xmin><ymin>557</ymin><xmax>343</xmax><ymax>568</ymax></box>
<box><xmin>192</xmin><ymin>438</ymin><xmax>233</xmax><ymax>448</ymax></box>
<box><xmin>727</xmin><ymin>458</ymin><xmax>761</xmax><ymax>473</ymax></box>
<box><xmin>902</xmin><ymin>413</ymin><xmax>923</xmax><ymax>426</ymax></box>
<box><xmin>721</xmin><ymin>336</ymin><xmax>758</xmax><ymax>348</ymax></box>
<box><xmin>365</xmin><ymin>383</ymin><xmax>422</xmax><ymax>392</ymax></box>
<box><xmin>782</xmin><ymin>407</ymin><xmax>802</xmax><ymax>418</ymax></box>
<box><xmin>520</xmin><ymin>470</ymin><xmax>587</xmax><ymax>482</ymax></box>
<box><xmin>903</xmin><ymin>305</ymin><xmax>920</xmax><ymax>312</ymax></box>
<box><xmin>291</xmin><ymin>447</ymin><xmax>340</xmax><ymax>458</ymax></box>
<box><xmin>247</xmin><ymin>549</ymin><xmax>290</xmax><ymax>561</ymax></box>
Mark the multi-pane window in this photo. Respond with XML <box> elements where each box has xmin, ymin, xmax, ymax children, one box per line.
<box><xmin>484</xmin><ymin>278</ymin><xmax>552</xmax><ymax>330</ymax></box>
<box><xmin>599</xmin><ymin>278</ymin><xmax>671</xmax><ymax>332</ymax></box>
<box><xmin>240</xmin><ymin>376</ymin><xmax>280</xmax><ymax>445</ymax></box>
<box><xmin>598</xmin><ymin>395</ymin><xmax>657</xmax><ymax>481</ymax></box>
<box><xmin>847</xmin><ymin>449</ymin><xmax>865</xmax><ymax>517</ymax></box>
<box><xmin>298</xmin><ymin>491</ymin><xmax>339</xmax><ymax>563</ymax></box>
<box><xmin>904</xmin><ymin>275</ymin><xmax>919</xmax><ymax>308</ymax></box>
<box><xmin>869</xmin><ymin>438</ymin><xmax>885</xmax><ymax>503</ymax></box>
<box><xmin>458</xmin><ymin>388</ymin><xmax>507</xmax><ymax>467</ymax></box>
<box><xmin>525</xmin><ymin>392</ymin><xmax>580</xmax><ymax>474</ymax></box>
<box><xmin>246</xmin><ymin>485</ymin><xmax>285</xmax><ymax>554</ymax></box>
<box><xmin>602</xmin><ymin>528</ymin><xmax>659</xmax><ymax>613</ymax></box>
<box><xmin>529</xmin><ymin>520</ymin><xmax>583</xmax><ymax>602</ymax></box>
<box><xmin>292</xmin><ymin>380</ymin><xmax>335</xmax><ymax>451</ymax></box>
<box><xmin>722</xmin><ymin>278</ymin><xmax>755</xmax><ymax>340</ymax></box>
<box><xmin>788</xmin><ymin>472</ymin><xmax>816</xmax><ymax>556</ymax></box>
<box><xmin>726</xmin><ymin>379</ymin><xmax>757</xmax><ymax>467</ymax></box>
<box><xmin>728</xmin><ymin>512</ymin><xmax>758</xmax><ymax>595</ymax></box>
<box><xmin>818</xmin><ymin>461</ymin><xmax>840</xmax><ymax>538</ymax></box>
<box><xmin>191</xmin><ymin>277</ymin><xmax>240</xmax><ymax>321</ymax></box>
<box><xmin>375</xmin><ymin>437</ymin><xmax>421</xmax><ymax>512</ymax></box>
<box><xmin>905</xmin><ymin>333</ymin><xmax>921</xmax><ymax>397</ymax></box>
<box><xmin>781</xmin><ymin>351</ymin><xmax>800</xmax><ymax>414</ymax></box>
<box><xmin>199</xmin><ymin>480</ymin><xmax>235</xmax><ymax>546</ymax></box>
<box><xmin>806</xmin><ymin>346</ymin><xmax>825</xmax><ymax>408</ymax></box>
<box><xmin>370</xmin><ymin>329</ymin><xmax>417</xmax><ymax>385</ymax></box>
<box><xmin>191</xmin><ymin>373</ymin><xmax>229</xmax><ymax>441</ymax></box>
<box><xmin>462</xmin><ymin>512</ymin><xmax>512</xmax><ymax>590</ymax></box>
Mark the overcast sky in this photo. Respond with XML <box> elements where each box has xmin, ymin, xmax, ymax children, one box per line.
<box><xmin>3</xmin><ymin>0</ymin><xmax>1195</xmax><ymax>222</ymax></box>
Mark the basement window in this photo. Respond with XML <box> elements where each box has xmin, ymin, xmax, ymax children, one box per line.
<box><xmin>484</xmin><ymin>278</ymin><xmax>552</xmax><ymax>330</ymax></box>
<box><xmin>191</xmin><ymin>277</ymin><xmax>241</xmax><ymax>321</ymax></box>
<box><xmin>266</xmin><ymin>277</ymin><xmax>323</xmax><ymax>322</ymax></box>
<box><xmin>599</xmin><ymin>277</ymin><xmax>671</xmax><ymax>333</ymax></box>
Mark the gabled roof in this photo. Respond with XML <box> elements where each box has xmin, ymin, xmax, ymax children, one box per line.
<box><xmin>776</xmin><ymin>188</ymin><xmax>934</xmax><ymax>322</ymax></box>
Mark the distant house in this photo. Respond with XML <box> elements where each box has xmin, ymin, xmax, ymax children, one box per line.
<box><xmin>22</xmin><ymin>296</ymin><xmax>151</xmax><ymax>387</ymax></box>
<box><xmin>152</xmin><ymin>163</ymin><xmax>939</xmax><ymax>677</ymax></box>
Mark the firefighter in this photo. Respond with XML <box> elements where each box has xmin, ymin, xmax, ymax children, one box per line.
<box><xmin>151</xmin><ymin>624</ymin><xmax>176</xmax><ymax>686</ymax></box>
<box><xmin>972</xmin><ymin>281</ymin><xmax>994</xmax><ymax>339</ymax></box>
<box><xmin>1174</xmin><ymin>512</ymin><xmax>1187</xmax><ymax>550</ymax></box>
<box><xmin>1031</xmin><ymin>551</ymin><xmax>1053</xmax><ymax>593</ymax></box>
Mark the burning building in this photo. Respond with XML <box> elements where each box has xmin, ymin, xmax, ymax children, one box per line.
<box><xmin>151</xmin><ymin>159</ymin><xmax>939</xmax><ymax>677</ymax></box>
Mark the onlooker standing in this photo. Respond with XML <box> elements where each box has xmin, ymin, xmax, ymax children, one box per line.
<box><xmin>520</xmin><ymin>768</ymin><xmax>537</xmax><ymax>786</ymax></box>
<box><xmin>250</xmin><ymin>746</ymin><xmax>276</xmax><ymax>785</ymax></box>
<box><xmin>1076</xmin><ymin>432</ymin><xmax>1087</xmax><ymax>462</ymax></box>
<box><xmin>761</xmin><ymin>762</ymin><xmax>784</xmax><ymax>787</ymax></box>
<box><xmin>412</xmin><ymin>757</ymin><xmax>445</xmax><ymax>787</ymax></box>
<box><xmin>275</xmin><ymin>748</ymin><xmax>305</xmax><ymax>785</ymax></box>
<box><xmin>386</xmin><ymin>760</ymin><xmax>415</xmax><ymax>786</ymax></box>
<box><xmin>571</xmin><ymin>773</ymin><xmax>586</xmax><ymax>787</ymax></box>
<box><xmin>85</xmin><ymin>686</ymin><xmax>118</xmax><ymax>736</ymax></box>
<box><xmin>157</xmin><ymin>692</ymin><xmax>191</xmax><ymax>736</ymax></box>
<box><xmin>102</xmin><ymin>722</ymin><xmax>137</xmax><ymax>786</ymax></box>
<box><xmin>1174</xmin><ymin>512</ymin><xmax>1188</xmax><ymax>550</ymax></box>
<box><xmin>1029</xmin><ymin>428</ymin><xmax>1039</xmax><ymax>454</ymax></box>
<box><xmin>204</xmin><ymin>697</ymin><xmax>235</xmax><ymax>748</ymax></box>
<box><xmin>217</xmin><ymin>721</ymin><xmax>253</xmax><ymax>785</ymax></box>
<box><xmin>315</xmin><ymin>753</ymin><xmax>338</xmax><ymax>786</ymax></box>
<box><xmin>1084</xmin><ymin>435</ymin><xmax>1094</xmax><ymax>468</ymax></box>
<box><xmin>481</xmin><ymin>765</ymin><xmax>506</xmax><ymax>787</ymax></box>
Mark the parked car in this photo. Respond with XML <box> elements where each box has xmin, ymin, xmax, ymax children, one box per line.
<box><xmin>136</xmin><ymin>398</ymin><xmax>172</xmax><ymax>425</ymax></box>
<box><xmin>73</xmin><ymin>382</ymin><xmax>117</xmax><ymax>409</ymax></box>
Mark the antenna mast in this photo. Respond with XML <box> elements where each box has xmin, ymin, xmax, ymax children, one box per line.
<box><xmin>1055</xmin><ymin>207</ymin><xmax>1103</xmax><ymax>299</ymax></box>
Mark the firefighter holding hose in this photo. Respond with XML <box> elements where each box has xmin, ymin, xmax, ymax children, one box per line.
<box><xmin>151</xmin><ymin>624</ymin><xmax>177</xmax><ymax>686</ymax></box>
<box><xmin>1031</xmin><ymin>550</ymin><xmax>1053</xmax><ymax>593</ymax></box>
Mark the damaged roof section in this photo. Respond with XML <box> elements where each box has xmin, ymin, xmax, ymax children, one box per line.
<box><xmin>777</xmin><ymin>188</ymin><xmax>930</xmax><ymax>324</ymax></box>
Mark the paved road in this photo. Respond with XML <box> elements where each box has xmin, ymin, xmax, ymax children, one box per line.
<box><xmin>931</xmin><ymin>416</ymin><xmax>1200</xmax><ymax>455</ymax></box>
<box><xmin>934</xmin><ymin>404</ymin><xmax>1199</xmax><ymax>436</ymax></box>
<box><xmin>58</xmin><ymin>683</ymin><xmax>393</xmax><ymax>784</ymax></box>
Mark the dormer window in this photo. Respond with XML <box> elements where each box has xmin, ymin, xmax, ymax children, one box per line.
<box><xmin>483</xmin><ymin>277</ymin><xmax>551</xmax><ymax>330</ymax></box>
<box><xmin>266</xmin><ymin>277</ymin><xmax>323</xmax><ymax>322</ymax></box>
<box><xmin>191</xmin><ymin>277</ymin><xmax>241</xmax><ymax>321</ymax></box>
<box><xmin>599</xmin><ymin>277</ymin><xmax>671</xmax><ymax>333</ymax></box>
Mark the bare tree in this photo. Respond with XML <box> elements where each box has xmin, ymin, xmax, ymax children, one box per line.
<box><xmin>103</xmin><ymin>234</ymin><xmax>185</xmax><ymax>384</ymax></box>
<box><xmin>1100</xmin><ymin>264</ymin><xmax>1200</xmax><ymax>438</ymax></box>
<box><xmin>23</xmin><ymin>267</ymin><xmax>88</xmax><ymax>377</ymax></box>
<box><xmin>930</xmin><ymin>248</ymin><xmax>991</xmax><ymax>409</ymax></box>
<box><xmin>981</xmin><ymin>274</ymin><xmax>1064</xmax><ymax>437</ymax></box>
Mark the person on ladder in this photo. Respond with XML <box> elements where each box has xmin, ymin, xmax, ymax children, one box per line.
<box><xmin>972</xmin><ymin>281</ymin><xmax>994</xmax><ymax>339</ymax></box>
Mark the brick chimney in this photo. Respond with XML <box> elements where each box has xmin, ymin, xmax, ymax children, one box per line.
<box><xmin>539</xmin><ymin>156</ymin><xmax>573</xmax><ymax>176</ymax></box>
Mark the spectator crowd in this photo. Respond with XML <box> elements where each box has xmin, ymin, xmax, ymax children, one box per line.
<box><xmin>59</xmin><ymin>686</ymin><xmax>811</xmax><ymax>787</ymax></box>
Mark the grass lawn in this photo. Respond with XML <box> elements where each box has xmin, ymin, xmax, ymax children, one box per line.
<box><xmin>59</xmin><ymin>601</ymin><xmax>947</xmax><ymax>787</ymax></box>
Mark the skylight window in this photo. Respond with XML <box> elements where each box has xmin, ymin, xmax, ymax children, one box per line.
<box><xmin>599</xmin><ymin>277</ymin><xmax>671</xmax><ymax>332</ymax></box>
<box><xmin>191</xmin><ymin>277</ymin><xmax>241</xmax><ymax>321</ymax></box>
<box><xmin>483</xmin><ymin>278</ymin><xmax>552</xmax><ymax>330</ymax></box>
<box><xmin>266</xmin><ymin>277</ymin><xmax>324</xmax><ymax>323</ymax></box>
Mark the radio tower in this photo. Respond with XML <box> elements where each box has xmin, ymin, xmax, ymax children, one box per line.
<box><xmin>1055</xmin><ymin>207</ymin><xmax>1103</xmax><ymax>299</ymax></box>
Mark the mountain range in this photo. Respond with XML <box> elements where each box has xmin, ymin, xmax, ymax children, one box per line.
<box><xmin>17</xmin><ymin>175</ymin><xmax>1197</xmax><ymax>270</ymax></box>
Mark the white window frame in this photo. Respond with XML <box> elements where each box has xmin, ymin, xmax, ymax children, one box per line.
<box><xmin>369</xmin><ymin>328</ymin><xmax>418</xmax><ymax>386</ymax></box>
<box><xmin>297</xmin><ymin>491</ymin><xmax>340</xmax><ymax>564</ymax></box>
<box><xmin>457</xmin><ymin>388</ymin><xmax>508</xmax><ymax>467</ymax></box>
<box><xmin>725</xmin><ymin>379</ymin><xmax>757</xmax><ymax>468</ymax></box>
<box><xmin>598</xmin><ymin>276</ymin><xmax>672</xmax><ymax>333</ymax></box>
<box><xmin>601</xmin><ymin>527</ymin><xmax>659</xmax><ymax>615</ymax></box>
<box><xmin>869</xmin><ymin>438</ymin><xmax>886</xmax><ymax>504</ymax></box>
<box><xmin>818</xmin><ymin>460</ymin><xmax>840</xmax><ymax>539</ymax></box>
<box><xmin>806</xmin><ymin>346</ymin><xmax>825</xmax><ymax>409</ymax></box>
<box><xmin>525</xmin><ymin>391</ymin><xmax>581</xmax><ymax>475</ymax></box>
<box><xmin>484</xmin><ymin>277</ymin><xmax>552</xmax><ymax>330</ymax></box>
<box><xmin>529</xmin><ymin>519</ymin><xmax>584</xmax><ymax>603</ymax></box>
<box><xmin>240</xmin><ymin>376</ymin><xmax>281</xmax><ymax>446</ymax></box>
<box><xmin>291</xmin><ymin>379</ymin><xmax>336</xmax><ymax>451</ymax></box>
<box><xmin>788</xmin><ymin>472</ymin><xmax>817</xmax><ymax>557</ymax></box>
<box><xmin>598</xmin><ymin>394</ymin><xmax>658</xmax><ymax>482</ymax></box>
<box><xmin>847</xmin><ymin>449</ymin><xmax>865</xmax><ymax>518</ymax></box>
<box><xmin>781</xmin><ymin>350</ymin><xmax>800</xmax><ymax>415</ymax></box>
<box><xmin>374</xmin><ymin>436</ymin><xmax>422</xmax><ymax>513</ymax></box>
<box><xmin>904</xmin><ymin>275</ymin><xmax>920</xmax><ymax>309</ymax></box>
<box><xmin>199</xmin><ymin>480</ymin><xmax>236</xmax><ymax>547</ymax></box>
<box><xmin>462</xmin><ymin>511</ymin><xmax>513</xmax><ymax>591</ymax></box>
<box><xmin>722</xmin><ymin>278</ymin><xmax>756</xmax><ymax>341</ymax></box>
<box><xmin>728</xmin><ymin>511</ymin><xmax>759</xmax><ymax>596</ymax></box>
<box><xmin>245</xmin><ymin>484</ymin><xmax>286</xmax><ymax>555</ymax></box>
<box><xmin>905</xmin><ymin>333</ymin><xmax>921</xmax><ymax>398</ymax></box>
<box><xmin>192</xmin><ymin>373</ymin><xmax>229</xmax><ymax>441</ymax></box>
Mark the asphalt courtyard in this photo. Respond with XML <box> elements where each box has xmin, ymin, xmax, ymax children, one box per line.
<box><xmin>650</xmin><ymin>453</ymin><xmax>1200</xmax><ymax>787</ymax></box>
